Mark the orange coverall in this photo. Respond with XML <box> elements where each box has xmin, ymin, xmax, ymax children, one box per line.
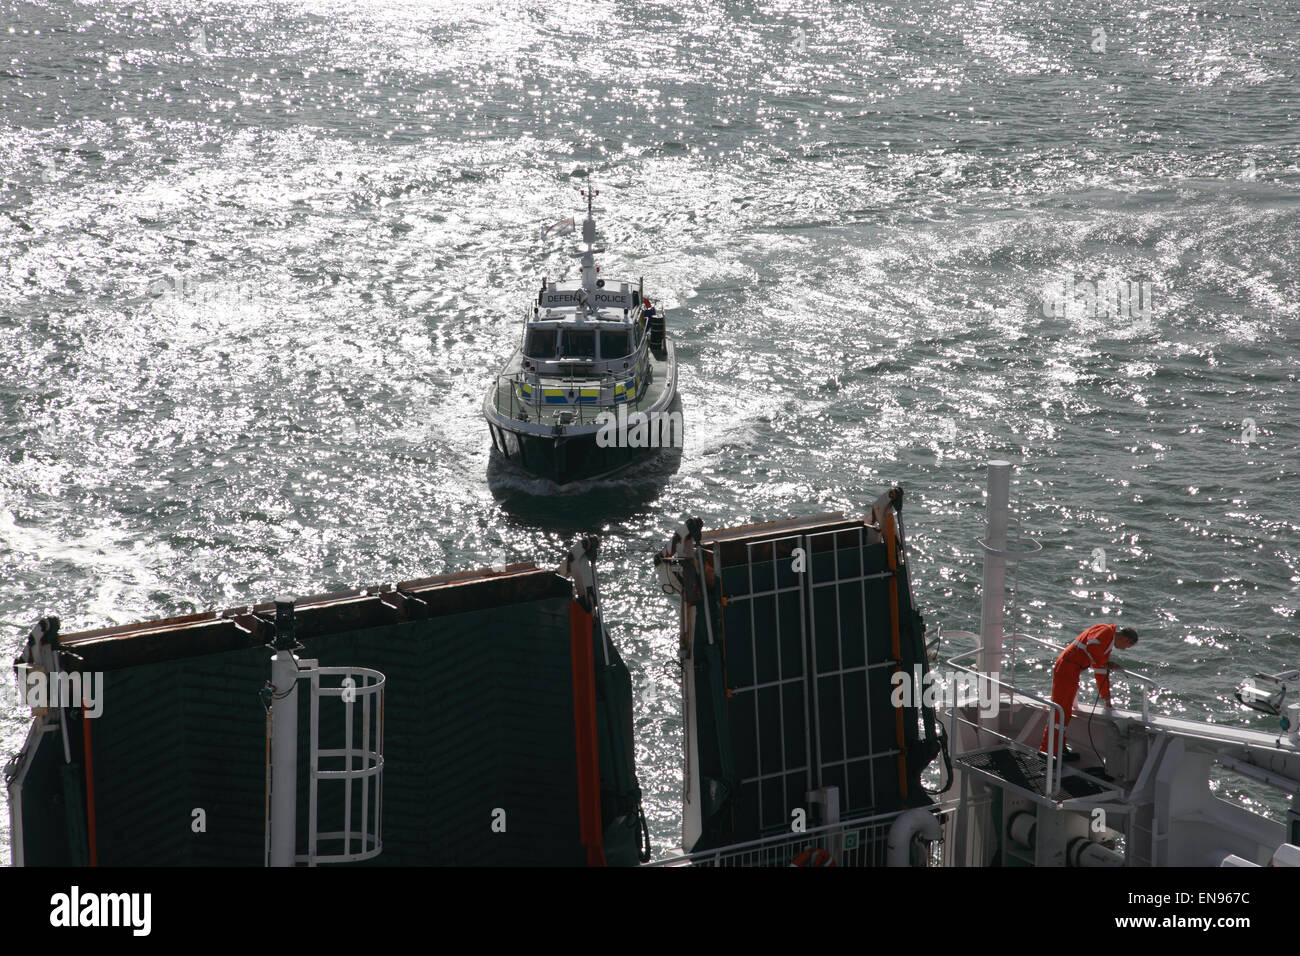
<box><xmin>1040</xmin><ymin>623</ymin><xmax>1116</xmax><ymax>755</ymax></box>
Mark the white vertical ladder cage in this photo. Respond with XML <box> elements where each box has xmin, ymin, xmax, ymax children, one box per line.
<box><xmin>266</xmin><ymin>660</ymin><xmax>386</xmax><ymax>866</ymax></box>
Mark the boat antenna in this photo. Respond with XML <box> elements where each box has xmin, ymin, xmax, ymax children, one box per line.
<box><xmin>577</xmin><ymin>176</ymin><xmax>601</xmax><ymax>304</ymax></box>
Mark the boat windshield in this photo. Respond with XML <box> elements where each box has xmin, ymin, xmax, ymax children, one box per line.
<box><xmin>599</xmin><ymin>329</ymin><xmax>633</xmax><ymax>359</ymax></box>
<box><xmin>560</xmin><ymin>329</ymin><xmax>596</xmax><ymax>360</ymax></box>
<box><xmin>524</xmin><ymin>328</ymin><xmax>558</xmax><ymax>358</ymax></box>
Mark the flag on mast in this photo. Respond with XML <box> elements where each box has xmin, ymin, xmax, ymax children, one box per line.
<box><xmin>542</xmin><ymin>216</ymin><xmax>575</xmax><ymax>241</ymax></box>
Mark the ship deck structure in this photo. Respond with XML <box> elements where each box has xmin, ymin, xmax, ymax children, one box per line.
<box><xmin>6</xmin><ymin>463</ymin><xmax>1298</xmax><ymax>867</ymax></box>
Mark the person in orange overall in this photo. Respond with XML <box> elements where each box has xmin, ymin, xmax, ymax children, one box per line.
<box><xmin>1040</xmin><ymin>623</ymin><xmax>1139</xmax><ymax>760</ymax></box>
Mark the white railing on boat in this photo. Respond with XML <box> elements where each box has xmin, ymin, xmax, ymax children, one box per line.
<box><xmin>647</xmin><ymin>806</ymin><xmax>952</xmax><ymax>867</ymax></box>
<box><xmin>490</xmin><ymin>373</ymin><xmax>634</xmax><ymax>427</ymax></box>
<box><xmin>945</xmin><ymin>645</ymin><xmax>1069</xmax><ymax>798</ymax></box>
<box><xmin>938</xmin><ymin>629</ymin><xmax>1160</xmax><ymax>799</ymax></box>
<box><xmin>489</xmin><ymin>362</ymin><xmax>659</xmax><ymax>427</ymax></box>
<box><xmin>1004</xmin><ymin>630</ymin><xmax>1159</xmax><ymax>721</ymax></box>
<box><xmin>939</xmin><ymin>628</ymin><xmax>1159</xmax><ymax>718</ymax></box>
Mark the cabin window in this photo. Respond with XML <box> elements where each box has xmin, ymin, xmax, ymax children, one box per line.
<box><xmin>599</xmin><ymin>330</ymin><xmax>632</xmax><ymax>359</ymax></box>
<box><xmin>561</xmin><ymin>329</ymin><xmax>596</xmax><ymax>360</ymax></box>
<box><xmin>524</xmin><ymin>328</ymin><xmax>558</xmax><ymax>358</ymax></box>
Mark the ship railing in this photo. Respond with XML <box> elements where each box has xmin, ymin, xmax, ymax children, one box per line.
<box><xmin>938</xmin><ymin>630</ymin><xmax>1160</xmax><ymax>799</ymax></box>
<box><xmin>945</xmin><ymin>645</ymin><xmax>1068</xmax><ymax>798</ymax></box>
<box><xmin>492</xmin><ymin>369</ymin><xmax>651</xmax><ymax>427</ymax></box>
<box><xmin>648</xmin><ymin>806</ymin><xmax>953</xmax><ymax>868</ymax></box>
<box><xmin>1005</xmin><ymin>631</ymin><xmax>1159</xmax><ymax>722</ymax></box>
<box><xmin>493</xmin><ymin>373</ymin><xmax>605</xmax><ymax>427</ymax></box>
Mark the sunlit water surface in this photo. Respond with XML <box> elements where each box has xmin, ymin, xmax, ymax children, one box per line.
<box><xmin>2</xmin><ymin>0</ymin><xmax>1298</xmax><ymax>863</ymax></box>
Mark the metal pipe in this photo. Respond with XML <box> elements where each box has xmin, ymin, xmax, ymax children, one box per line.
<box><xmin>978</xmin><ymin>461</ymin><xmax>1012</xmax><ymax>689</ymax></box>
<box><xmin>269</xmin><ymin>648</ymin><xmax>299</xmax><ymax>866</ymax></box>
<box><xmin>887</xmin><ymin>808</ymin><xmax>941</xmax><ymax>866</ymax></box>
<box><xmin>1215</xmin><ymin>754</ymin><xmax>1300</xmax><ymax>795</ymax></box>
<box><xmin>1008</xmin><ymin>810</ymin><xmax>1036</xmax><ymax>850</ymax></box>
<box><xmin>1069</xmin><ymin>837</ymin><xmax>1125</xmax><ymax>867</ymax></box>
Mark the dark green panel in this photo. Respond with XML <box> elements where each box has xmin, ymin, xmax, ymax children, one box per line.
<box><xmin>13</xmin><ymin>729</ymin><xmax>75</xmax><ymax>866</ymax></box>
<box><xmin>22</xmin><ymin>594</ymin><xmax>589</xmax><ymax>866</ymax></box>
<box><xmin>690</xmin><ymin>521</ymin><xmax>939</xmax><ymax>850</ymax></box>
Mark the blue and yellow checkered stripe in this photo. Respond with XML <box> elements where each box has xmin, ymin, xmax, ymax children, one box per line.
<box><xmin>516</xmin><ymin>375</ymin><xmax>640</xmax><ymax>405</ymax></box>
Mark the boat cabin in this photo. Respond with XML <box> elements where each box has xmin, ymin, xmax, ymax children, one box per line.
<box><xmin>521</xmin><ymin>278</ymin><xmax>650</xmax><ymax>379</ymax></box>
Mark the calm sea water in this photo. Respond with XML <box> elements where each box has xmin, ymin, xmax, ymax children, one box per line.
<box><xmin>2</xmin><ymin>0</ymin><xmax>1298</xmax><ymax>864</ymax></box>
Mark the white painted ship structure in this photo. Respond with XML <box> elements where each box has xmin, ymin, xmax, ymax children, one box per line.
<box><xmin>652</xmin><ymin>462</ymin><xmax>1300</xmax><ymax>867</ymax></box>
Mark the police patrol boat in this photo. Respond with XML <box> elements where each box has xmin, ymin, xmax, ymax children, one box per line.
<box><xmin>483</xmin><ymin>184</ymin><xmax>680</xmax><ymax>485</ymax></box>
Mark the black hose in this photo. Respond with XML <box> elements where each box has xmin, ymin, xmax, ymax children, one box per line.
<box><xmin>923</xmin><ymin>721</ymin><xmax>954</xmax><ymax>795</ymax></box>
<box><xmin>1086</xmin><ymin>674</ymin><xmax>1105</xmax><ymax>767</ymax></box>
<box><xmin>637</xmin><ymin>804</ymin><xmax>652</xmax><ymax>863</ymax></box>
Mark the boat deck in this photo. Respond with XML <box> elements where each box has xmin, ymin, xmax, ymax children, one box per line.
<box><xmin>956</xmin><ymin>746</ymin><xmax>1120</xmax><ymax>803</ymax></box>
<box><xmin>488</xmin><ymin>342</ymin><xmax>676</xmax><ymax>432</ymax></box>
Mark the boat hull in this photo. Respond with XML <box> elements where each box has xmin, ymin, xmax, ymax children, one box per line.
<box><xmin>485</xmin><ymin>340</ymin><xmax>679</xmax><ymax>485</ymax></box>
<box><xmin>488</xmin><ymin>415</ymin><xmax>680</xmax><ymax>484</ymax></box>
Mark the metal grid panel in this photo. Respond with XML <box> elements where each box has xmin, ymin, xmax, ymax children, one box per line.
<box><xmin>714</xmin><ymin>526</ymin><xmax>905</xmax><ymax>835</ymax></box>
<box><xmin>715</xmin><ymin>533</ymin><xmax>809</xmax><ymax>834</ymax></box>
<box><xmin>804</xmin><ymin>527</ymin><xmax>902</xmax><ymax>816</ymax></box>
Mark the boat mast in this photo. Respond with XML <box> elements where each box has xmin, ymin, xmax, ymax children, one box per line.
<box><xmin>578</xmin><ymin>179</ymin><xmax>600</xmax><ymax>306</ymax></box>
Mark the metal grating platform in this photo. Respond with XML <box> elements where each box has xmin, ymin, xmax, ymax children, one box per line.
<box><xmin>957</xmin><ymin>747</ymin><xmax>1110</xmax><ymax>798</ymax></box>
